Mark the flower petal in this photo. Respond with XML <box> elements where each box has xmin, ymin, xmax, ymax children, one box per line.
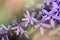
<box><xmin>1</xmin><ymin>37</ymin><xmax>4</xmax><ymax>40</ymax></box>
<box><xmin>40</xmin><ymin>23</ymin><xmax>52</xmax><ymax>28</ymax></box>
<box><xmin>50</xmin><ymin>19</ymin><xmax>55</xmax><ymax>28</ymax></box>
<box><xmin>32</xmin><ymin>18</ymin><xmax>39</xmax><ymax>23</ymax></box>
<box><xmin>6</xmin><ymin>35</ymin><xmax>9</xmax><ymax>40</ymax></box>
<box><xmin>16</xmin><ymin>28</ymin><xmax>20</xmax><ymax>35</ymax></box>
<box><xmin>1</xmin><ymin>24</ymin><xmax>7</xmax><ymax>30</ymax></box>
<box><xmin>41</xmin><ymin>15</ymin><xmax>50</xmax><ymax>22</ymax></box>
<box><xmin>31</xmin><ymin>12</ymin><xmax>36</xmax><ymax>17</ymax></box>
<box><xmin>20</xmin><ymin>22</ymin><xmax>26</xmax><ymax>27</ymax></box>
<box><xmin>42</xmin><ymin>9</ymin><xmax>48</xmax><ymax>14</ymax></box>
<box><xmin>40</xmin><ymin>27</ymin><xmax>44</xmax><ymax>35</ymax></box>
<box><xmin>37</xmin><ymin>11</ymin><xmax>42</xmax><ymax>18</ymax></box>
<box><xmin>26</xmin><ymin>11</ymin><xmax>30</xmax><ymax>17</ymax></box>
<box><xmin>22</xmin><ymin>18</ymin><xmax>29</xmax><ymax>21</ymax></box>
<box><xmin>11</xmin><ymin>26</ymin><xmax>18</xmax><ymax>30</ymax></box>
<box><xmin>53</xmin><ymin>16</ymin><xmax>60</xmax><ymax>20</ymax></box>
<box><xmin>11</xmin><ymin>19</ymin><xmax>18</xmax><ymax>25</ymax></box>
<box><xmin>51</xmin><ymin>2</ymin><xmax>58</xmax><ymax>10</ymax></box>
<box><xmin>25</xmin><ymin>21</ymin><xmax>29</xmax><ymax>27</ymax></box>
<box><xmin>30</xmin><ymin>20</ymin><xmax>34</xmax><ymax>25</ymax></box>
<box><xmin>24</xmin><ymin>13</ymin><xmax>28</xmax><ymax>18</ymax></box>
<box><xmin>24</xmin><ymin>33</ymin><xmax>29</xmax><ymax>38</ymax></box>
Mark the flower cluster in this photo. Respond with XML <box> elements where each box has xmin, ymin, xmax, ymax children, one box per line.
<box><xmin>0</xmin><ymin>0</ymin><xmax>60</xmax><ymax>40</ymax></box>
<box><xmin>33</xmin><ymin>0</ymin><xmax>60</xmax><ymax>35</ymax></box>
<box><xmin>0</xmin><ymin>17</ymin><xmax>29</xmax><ymax>40</ymax></box>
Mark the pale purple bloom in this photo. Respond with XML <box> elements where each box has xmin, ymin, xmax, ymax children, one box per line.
<box><xmin>44</xmin><ymin>0</ymin><xmax>60</xmax><ymax>11</ymax></box>
<box><xmin>37</xmin><ymin>11</ymin><xmax>42</xmax><ymax>18</ymax></box>
<box><xmin>11</xmin><ymin>16</ymin><xmax>18</xmax><ymax>26</ymax></box>
<box><xmin>41</xmin><ymin>9</ymin><xmax>60</xmax><ymax>28</ymax></box>
<box><xmin>48</xmin><ymin>2</ymin><xmax>59</xmax><ymax>11</ymax></box>
<box><xmin>10</xmin><ymin>16</ymin><xmax>29</xmax><ymax>38</ymax></box>
<box><xmin>37</xmin><ymin>10</ymin><xmax>45</xmax><ymax>18</ymax></box>
<box><xmin>37</xmin><ymin>9</ymin><xmax>49</xmax><ymax>18</ymax></box>
<box><xmin>33</xmin><ymin>1</ymin><xmax>60</xmax><ymax>35</ymax></box>
<box><xmin>11</xmin><ymin>25</ymin><xmax>29</xmax><ymax>38</ymax></box>
<box><xmin>0</xmin><ymin>24</ymin><xmax>12</xmax><ymax>40</ymax></box>
<box><xmin>20</xmin><ymin>22</ymin><xmax>26</xmax><ymax>27</ymax></box>
<box><xmin>33</xmin><ymin>23</ymin><xmax>53</xmax><ymax>29</ymax></box>
<box><xmin>0</xmin><ymin>30</ymin><xmax>9</xmax><ymax>40</ymax></box>
<box><xmin>33</xmin><ymin>23</ymin><xmax>53</xmax><ymax>35</ymax></box>
<box><xmin>56</xmin><ymin>0</ymin><xmax>60</xmax><ymax>6</ymax></box>
<box><xmin>11</xmin><ymin>25</ymin><xmax>24</xmax><ymax>35</ymax></box>
<box><xmin>11</xmin><ymin>16</ymin><xmax>25</xmax><ymax>27</ymax></box>
<box><xmin>22</xmin><ymin>11</ymin><xmax>39</xmax><ymax>27</ymax></box>
<box><xmin>1</xmin><ymin>34</ymin><xmax>9</xmax><ymax>40</ymax></box>
<box><xmin>0</xmin><ymin>0</ymin><xmax>60</xmax><ymax>39</ymax></box>
<box><xmin>1</xmin><ymin>37</ymin><xmax>4</xmax><ymax>40</ymax></box>
<box><xmin>37</xmin><ymin>8</ymin><xmax>60</xmax><ymax>29</ymax></box>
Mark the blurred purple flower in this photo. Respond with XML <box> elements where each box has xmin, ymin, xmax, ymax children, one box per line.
<box><xmin>48</xmin><ymin>2</ymin><xmax>59</xmax><ymax>11</ymax></box>
<box><xmin>56</xmin><ymin>0</ymin><xmax>60</xmax><ymax>6</ymax></box>
<box><xmin>11</xmin><ymin>25</ymin><xmax>24</xmax><ymax>35</ymax></box>
<box><xmin>33</xmin><ymin>23</ymin><xmax>53</xmax><ymax>35</ymax></box>
<box><xmin>11</xmin><ymin>25</ymin><xmax>29</xmax><ymax>38</ymax></box>
<box><xmin>11</xmin><ymin>16</ymin><xmax>19</xmax><ymax>26</ymax></box>
<box><xmin>44</xmin><ymin>0</ymin><xmax>60</xmax><ymax>11</ymax></box>
<box><xmin>0</xmin><ymin>30</ymin><xmax>9</xmax><ymax>40</ymax></box>
<box><xmin>10</xmin><ymin>16</ymin><xmax>29</xmax><ymax>38</ymax></box>
<box><xmin>41</xmin><ymin>9</ymin><xmax>60</xmax><ymax>28</ymax></box>
<box><xmin>0</xmin><ymin>24</ymin><xmax>12</xmax><ymax>40</ymax></box>
<box><xmin>37</xmin><ymin>9</ymin><xmax>49</xmax><ymax>18</ymax></box>
<box><xmin>22</xmin><ymin>11</ymin><xmax>39</xmax><ymax>27</ymax></box>
<box><xmin>33</xmin><ymin>23</ymin><xmax>53</xmax><ymax>29</ymax></box>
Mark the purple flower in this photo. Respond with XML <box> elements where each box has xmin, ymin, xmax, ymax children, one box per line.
<box><xmin>56</xmin><ymin>0</ymin><xmax>60</xmax><ymax>6</ymax></box>
<box><xmin>11</xmin><ymin>25</ymin><xmax>29</xmax><ymax>38</ymax></box>
<box><xmin>11</xmin><ymin>16</ymin><xmax>19</xmax><ymax>26</ymax></box>
<box><xmin>34</xmin><ymin>23</ymin><xmax>53</xmax><ymax>29</ymax></box>
<box><xmin>41</xmin><ymin>9</ymin><xmax>60</xmax><ymax>28</ymax></box>
<box><xmin>33</xmin><ymin>23</ymin><xmax>53</xmax><ymax>35</ymax></box>
<box><xmin>10</xmin><ymin>16</ymin><xmax>29</xmax><ymax>38</ymax></box>
<box><xmin>37</xmin><ymin>9</ymin><xmax>49</xmax><ymax>18</ymax></box>
<box><xmin>1</xmin><ymin>34</ymin><xmax>9</xmax><ymax>40</ymax></box>
<box><xmin>44</xmin><ymin>0</ymin><xmax>60</xmax><ymax>11</ymax></box>
<box><xmin>22</xmin><ymin>11</ymin><xmax>39</xmax><ymax>27</ymax></box>
<box><xmin>11</xmin><ymin>25</ymin><xmax>24</xmax><ymax>35</ymax></box>
<box><xmin>48</xmin><ymin>2</ymin><xmax>59</xmax><ymax>11</ymax></box>
<box><xmin>0</xmin><ymin>24</ymin><xmax>12</xmax><ymax>40</ymax></box>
